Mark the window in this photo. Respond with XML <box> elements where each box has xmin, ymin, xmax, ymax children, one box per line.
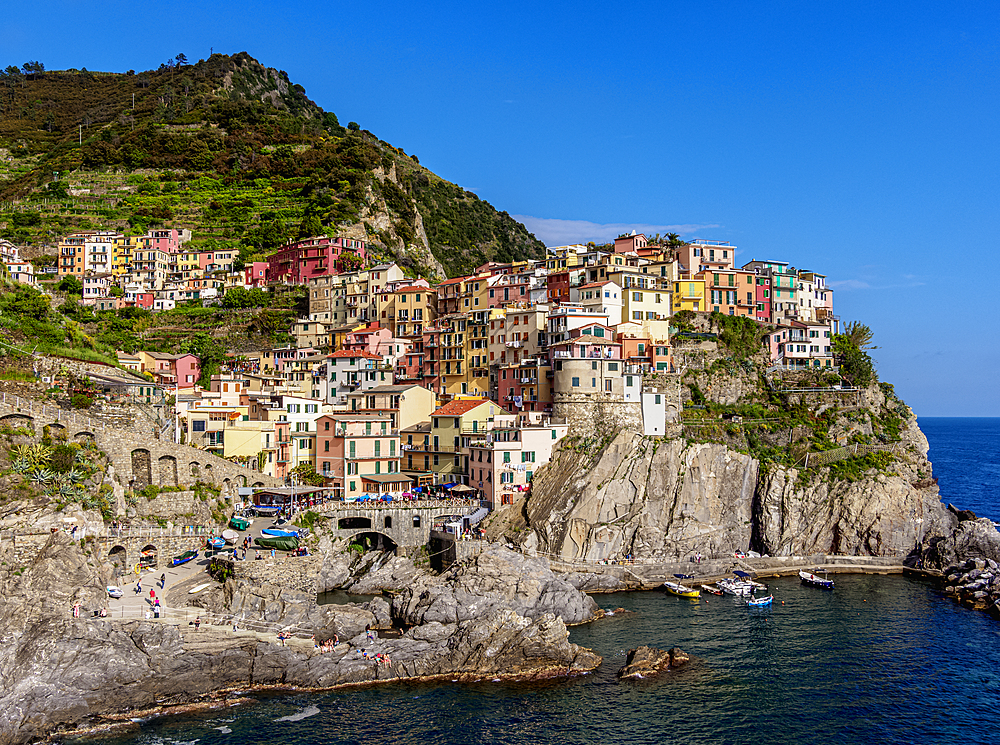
<box><xmin>592</xmin><ymin>377</ymin><xmax>597</xmax><ymax>387</ymax></box>
<box><xmin>503</xmin><ymin>451</ymin><xmax>511</xmax><ymax>463</ymax></box>
<box><xmin>325</xmin><ymin>421</ymin><xmax>330</xmax><ymax>431</ymax></box>
<box><xmin>552</xmin><ymin>429</ymin><xmax>557</xmax><ymax>440</ymax></box>
<box><xmin>626</xmin><ymin>375</ymin><xmax>633</xmax><ymax>387</ymax></box>
<box><xmin>192</xmin><ymin>420</ymin><xmax>206</xmax><ymax>432</ymax></box>
<box><xmin>299</xmin><ymin>438</ymin><xmax>308</xmax><ymax>449</ymax></box>
<box><xmin>572</xmin><ymin>376</ymin><xmax>580</xmax><ymax>387</ymax></box>
<box><xmin>605</xmin><ymin>380</ymin><xmax>612</xmax><ymax>392</ymax></box>
<box><xmin>655</xmin><ymin>394</ymin><xmax>662</xmax><ymax>404</ymax></box>
<box><xmin>592</xmin><ymin>361</ymin><xmax>598</xmax><ymax>370</ymax></box>
<box><xmin>608</xmin><ymin>362</ymin><xmax>619</xmax><ymax>371</ymax></box>
<box><xmin>324</xmin><ymin>440</ymin><xmax>330</xmax><ymax>452</ymax></box>
<box><xmin>413</xmin><ymin>515</ymin><xmax>421</xmax><ymax>527</ymax></box>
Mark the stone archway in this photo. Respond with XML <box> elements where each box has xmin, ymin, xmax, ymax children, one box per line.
<box><xmin>252</xmin><ymin>481</ymin><xmax>264</xmax><ymax>488</ymax></box>
<box><xmin>131</xmin><ymin>449</ymin><xmax>152</xmax><ymax>489</ymax></box>
<box><xmin>74</xmin><ymin>430</ymin><xmax>96</xmax><ymax>443</ymax></box>
<box><xmin>0</xmin><ymin>414</ymin><xmax>33</xmax><ymax>432</ymax></box>
<box><xmin>140</xmin><ymin>543</ymin><xmax>158</xmax><ymax>569</ymax></box>
<box><xmin>109</xmin><ymin>545</ymin><xmax>127</xmax><ymax>570</ymax></box>
<box><xmin>190</xmin><ymin>461</ymin><xmax>201</xmax><ymax>479</ymax></box>
<box><xmin>157</xmin><ymin>455</ymin><xmax>178</xmax><ymax>487</ymax></box>
<box><xmin>345</xmin><ymin>531</ymin><xmax>398</xmax><ymax>555</ymax></box>
<box><xmin>338</xmin><ymin>516</ymin><xmax>372</xmax><ymax>530</ymax></box>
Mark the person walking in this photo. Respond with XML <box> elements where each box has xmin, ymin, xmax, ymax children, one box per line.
<box><xmin>135</xmin><ymin>578</ymin><xmax>142</xmax><ymax>596</ymax></box>
<box><xmin>160</xmin><ymin>573</ymin><xmax>166</xmax><ymax>589</ymax></box>
<box><xmin>149</xmin><ymin>588</ymin><xmax>156</xmax><ymax>603</ymax></box>
<box><xmin>194</xmin><ymin>616</ymin><xmax>201</xmax><ymax>631</ymax></box>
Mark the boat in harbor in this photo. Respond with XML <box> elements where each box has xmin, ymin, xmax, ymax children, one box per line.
<box><xmin>718</xmin><ymin>577</ymin><xmax>753</xmax><ymax>596</ymax></box>
<box><xmin>701</xmin><ymin>584</ymin><xmax>724</xmax><ymax>595</ymax></box>
<box><xmin>748</xmin><ymin>594</ymin><xmax>774</xmax><ymax>608</ymax></box>
<box><xmin>664</xmin><ymin>574</ymin><xmax>700</xmax><ymax>599</ymax></box>
<box><xmin>799</xmin><ymin>569</ymin><xmax>835</xmax><ymax>589</ymax></box>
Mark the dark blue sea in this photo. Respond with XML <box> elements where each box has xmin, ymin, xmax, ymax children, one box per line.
<box><xmin>73</xmin><ymin>419</ymin><xmax>1000</xmax><ymax>745</ymax></box>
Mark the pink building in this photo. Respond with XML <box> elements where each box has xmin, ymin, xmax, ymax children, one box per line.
<box><xmin>174</xmin><ymin>353</ymin><xmax>201</xmax><ymax>389</ymax></box>
<box><xmin>245</xmin><ymin>262</ymin><xmax>268</xmax><ymax>288</ymax></box>
<box><xmin>613</xmin><ymin>232</ymin><xmax>648</xmax><ymax>254</ymax></box>
<box><xmin>266</xmin><ymin>236</ymin><xmax>368</xmax><ymax>284</ymax></box>
<box><xmin>342</xmin><ymin>326</ymin><xmax>393</xmax><ymax>355</ymax></box>
<box><xmin>144</xmin><ymin>229</ymin><xmax>189</xmax><ymax>254</ymax></box>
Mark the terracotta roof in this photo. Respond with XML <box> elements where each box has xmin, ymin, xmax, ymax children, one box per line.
<box><xmin>438</xmin><ymin>276</ymin><xmax>470</xmax><ymax>286</ymax></box>
<box><xmin>577</xmin><ymin>281</ymin><xmax>617</xmax><ymax>290</ymax></box>
<box><xmin>327</xmin><ymin>350</ymin><xmax>382</xmax><ymax>359</ymax></box>
<box><xmin>431</xmin><ymin>398</ymin><xmax>496</xmax><ymax>417</ymax></box>
<box><xmin>395</xmin><ymin>286</ymin><xmax>429</xmax><ymax>294</ymax></box>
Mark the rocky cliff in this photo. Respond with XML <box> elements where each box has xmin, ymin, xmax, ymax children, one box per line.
<box><xmin>494</xmin><ymin>395</ymin><xmax>952</xmax><ymax>562</ymax></box>
<box><xmin>0</xmin><ymin>537</ymin><xmax>600</xmax><ymax>745</ymax></box>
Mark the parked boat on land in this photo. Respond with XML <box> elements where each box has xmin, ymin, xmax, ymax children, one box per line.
<box><xmin>261</xmin><ymin>527</ymin><xmax>299</xmax><ymax>538</ymax></box>
<box><xmin>171</xmin><ymin>550</ymin><xmax>198</xmax><ymax>567</ymax></box>
<box><xmin>221</xmin><ymin>529</ymin><xmax>239</xmax><ymax>544</ymax></box>
<box><xmin>207</xmin><ymin>537</ymin><xmax>226</xmax><ymax>550</ymax></box>
<box><xmin>664</xmin><ymin>574</ymin><xmax>700</xmax><ymax>599</ymax></box>
<box><xmin>799</xmin><ymin>569</ymin><xmax>835</xmax><ymax>589</ymax></box>
<box><xmin>229</xmin><ymin>516</ymin><xmax>250</xmax><ymax>531</ymax></box>
<box><xmin>256</xmin><ymin>534</ymin><xmax>300</xmax><ymax>551</ymax></box>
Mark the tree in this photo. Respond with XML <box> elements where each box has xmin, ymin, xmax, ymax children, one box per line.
<box><xmin>347</xmin><ymin>121</ymin><xmax>360</xmax><ymax>131</ymax></box>
<box><xmin>175</xmin><ymin>53</ymin><xmax>188</xmax><ymax>66</ymax></box>
<box><xmin>842</xmin><ymin>321</ymin><xmax>878</xmax><ymax>350</ymax></box>
<box><xmin>665</xmin><ymin>232</ymin><xmax>685</xmax><ymax>247</ymax></box>
<box><xmin>833</xmin><ymin>333</ymin><xmax>876</xmax><ymax>387</ymax></box>
<box><xmin>57</xmin><ymin>275</ymin><xmax>83</xmax><ymax>295</ymax></box>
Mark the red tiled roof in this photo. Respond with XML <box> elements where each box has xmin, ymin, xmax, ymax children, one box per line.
<box><xmin>438</xmin><ymin>276</ymin><xmax>471</xmax><ymax>286</ymax></box>
<box><xmin>327</xmin><ymin>350</ymin><xmax>382</xmax><ymax>359</ymax></box>
<box><xmin>395</xmin><ymin>286</ymin><xmax>429</xmax><ymax>294</ymax></box>
<box><xmin>431</xmin><ymin>398</ymin><xmax>502</xmax><ymax>417</ymax></box>
<box><xmin>576</xmin><ymin>281</ymin><xmax>617</xmax><ymax>289</ymax></box>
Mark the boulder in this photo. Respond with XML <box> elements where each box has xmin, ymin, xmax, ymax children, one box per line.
<box><xmin>617</xmin><ymin>645</ymin><xmax>690</xmax><ymax>679</ymax></box>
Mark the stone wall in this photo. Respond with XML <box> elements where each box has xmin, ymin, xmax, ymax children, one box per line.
<box><xmin>212</xmin><ymin>554</ymin><xmax>324</xmax><ymax>594</ymax></box>
<box><xmin>552</xmin><ymin>393</ymin><xmax>642</xmax><ymax>439</ymax></box>
<box><xmin>0</xmin><ymin>396</ymin><xmax>282</xmax><ymax>513</ymax></box>
<box><xmin>314</xmin><ymin>501</ymin><xmax>480</xmax><ymax>549</ymax></box>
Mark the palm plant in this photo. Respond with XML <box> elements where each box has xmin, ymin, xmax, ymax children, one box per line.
<box><xmin>843</xmin><ymin>321</ymin><xmax>878</xmax><ymax>350</ymax></box>
<box><xmin>10</xmin><ymin>459</ymin><xmax>30</xmax><ymax>474</ymax></box>
<box><xmin>67</xmin><ymin>469</ymin><xmax>86</xmax><ymax>484</ymax></box>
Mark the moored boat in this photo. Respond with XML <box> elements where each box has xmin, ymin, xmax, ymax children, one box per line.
<box><xmin>748</xmin><ymin>594</ymin><xmax>774</xmax><ymax>608</ymax></box>
<box><xmin>718</xmin><ymin>578</ymin><xmax>753</xmax><ymax>596</ymax></box>
<box><xmin>799</xmin><ymin>569</ymin><xmax>835</xmax><ymax>589</ymax></box>
<box><xmin>171</xmin><ymin>550</ymin><xmax>198</xmax><ymax>567</ymax></box>
<box><xmin>700</xmin><ymin>584</ymin><xmax>724</xmax><ymax>596</ymax></box>
<box><xmin>664</xmin><ymin>574</ymin><xmax>700</xmax><ymax>599</ymax></box>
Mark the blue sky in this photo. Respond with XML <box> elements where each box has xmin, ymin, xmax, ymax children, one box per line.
<box><xmin>4</xmin><ymin>1</ymin><xmax>998</xmax><ymax>416</ymax></box>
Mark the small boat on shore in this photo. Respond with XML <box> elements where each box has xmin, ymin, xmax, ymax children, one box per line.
<box><xmin>799</xmin><ymin>569</ymin><xmax>835</xmax><ymax>589</ymax></box>
<box><xmin>222</xmin><ymin>529</ymin><xmax>239</xmax><ymax>544</ymax></box>
<box><xmin>261</xmin><ymin>527</ymin><xmax>299</xmax><ymax>538</ymax></box>
<box><xmin>748</xmin><ymin>594</ymin><xmax>773</xmax><ymax>608</ymax></box>
<box><xmin>701</xmin><ymin>584</ymin><xmax>724</xmax><ymax>596</ymax></box>
<box><xmin>171</xmin><ymin>550</ymin><xmax>198</xmax><ymax>567</ymax></box>
<box><xmin>664</xmin><ymin>574</ymin><xmax>700</xmax><ymax>599</ymax></box>
<box><xmin>229</xmin><ymin>516</ymin><xmax>250</xmax><ymax>531</ymax></box>
<box><xmin>256</xmin><ymin>534</ymin><xmax>300</xmax><ymax>551</ymax></box>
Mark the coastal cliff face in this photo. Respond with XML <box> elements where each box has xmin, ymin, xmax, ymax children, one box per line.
<box><xmin>497</xmin><ymin>409</ymin><xmax>951</xmax><ymax>562</ymax></box>
<box><xmin>0</xmin><ymin>538</ymin><xmax>600</xmax><ymax>745</ymax></box>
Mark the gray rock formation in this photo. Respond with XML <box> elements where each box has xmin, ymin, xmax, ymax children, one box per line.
<box><xmin>617</xmin><ymin>645</ymin><xmax>690</xmax><ymax>679</ymax></box>
<box><xmin>502</xmin><ymin>412</ymin><xmax>951</xmax><ymax>562</ymax></box>
<box><xmin>0</xmin><ymin>535</ymin><xmax>600</xmax><ymax>745</ymax></box>
<box><xmin>391</xmin><ymin>545</ymin><xmax>599</xmax><ymax>627</ymax></box>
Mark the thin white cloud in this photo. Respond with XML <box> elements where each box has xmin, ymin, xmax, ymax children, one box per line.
<box><xmin>512</xmin><ymin>216</ymin><xmax>721</xmax><ymax>247</ymax></box>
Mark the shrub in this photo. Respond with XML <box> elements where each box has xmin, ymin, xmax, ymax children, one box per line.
<box><xmin>70</xmin><ymin>393</ymin><xmax>93</xmax><ymax>409</ymax></box>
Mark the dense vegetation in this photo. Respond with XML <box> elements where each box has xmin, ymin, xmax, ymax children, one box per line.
<box><xmin>0</xmin><ymin>53</ymin><xmax>544</xmax><ymax>276</ymax></box>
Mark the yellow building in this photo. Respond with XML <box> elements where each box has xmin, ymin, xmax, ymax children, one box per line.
<box><xmin>412</xmin><ymin>397</ymin><xmax>506</xmax><ymax>485</ymax></box>
<box><xmin>673</xmin><ymin>279</ymin><xmax>707</xmax><ymax>313</ymax></box>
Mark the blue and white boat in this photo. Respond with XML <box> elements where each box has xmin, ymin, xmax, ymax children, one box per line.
<box><xmin>207</xmin><ymin>537</ymin><xmax>226</xmax><ymax>550</ymax></box>
<box><xmin>799</xmin><ymin>569</ymin><xmax>835</xmax><ymax>589</ymax></box>
<box><xmin>747</xmin><ymin>594</ymin><xmax>773</xmax><ymax>608</ymax></box>
<box><xmin>261</xmin><ymin>528</ymin><xmax>299</xmax><ymax>538</ymax></box>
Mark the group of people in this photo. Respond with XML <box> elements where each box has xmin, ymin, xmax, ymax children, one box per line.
<box><xmin>358</xmin><ymin>649</ymin><xmax>393</xmax><ymax>668</ymax></box>
<box><xmin>312</xmin><ymin>635</ymin><xmax>339</xmax><ymax>652</ymax></box>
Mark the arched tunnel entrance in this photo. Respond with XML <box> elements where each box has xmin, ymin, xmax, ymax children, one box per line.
<box><xmin>348</xmin><ymin>531</ymin><xmax>398</xmax><ymax>556</ymax></box>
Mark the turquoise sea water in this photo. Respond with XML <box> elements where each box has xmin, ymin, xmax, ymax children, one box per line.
<box><xmin>72</xmin><ymin>419</ymin><xmax>1000</xmax><ymax>745</ymax></box>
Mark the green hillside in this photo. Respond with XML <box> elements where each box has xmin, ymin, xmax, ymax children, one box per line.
<box><xmin>0</xmin><ymin>53</ymin><xmax>544</xmax><ymax>276</ymax></box>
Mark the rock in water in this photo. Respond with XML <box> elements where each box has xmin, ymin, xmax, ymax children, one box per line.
<box><xmin>617</xmin><ymin>645</ymin><xmax>690</xmax><ymax>679</ymax></box>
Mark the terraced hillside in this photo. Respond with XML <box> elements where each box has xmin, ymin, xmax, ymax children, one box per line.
<box><xmin>0</xmin><ymin>53</ymin><xmax>545</xmax><ymax>277</ymax></box>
